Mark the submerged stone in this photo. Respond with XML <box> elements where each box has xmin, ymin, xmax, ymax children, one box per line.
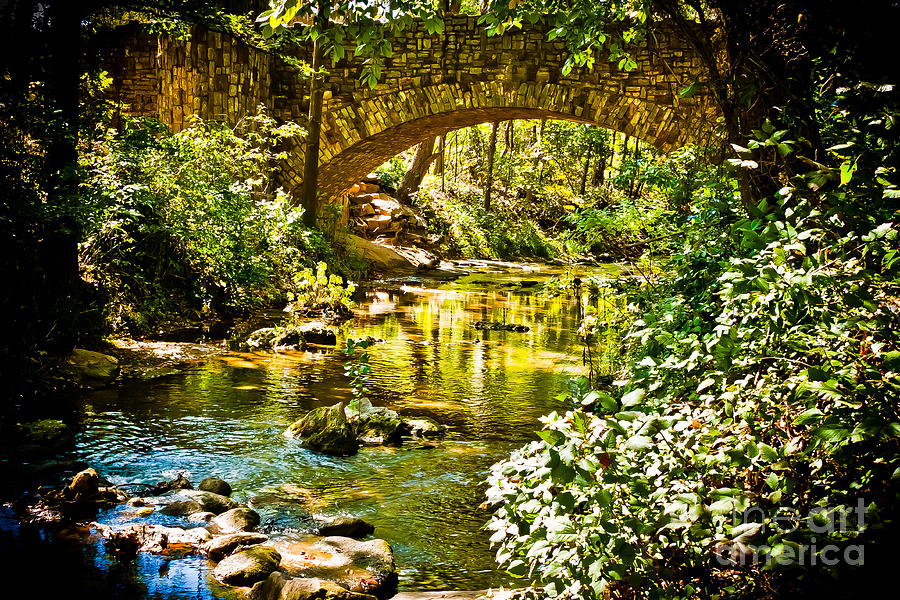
<box><xmin>159</xmin><ymin>500</ymin><xmax>203</xmax><ymax>516</ymax></box>
<box><xmin>17</xmin><ymin>419</ymin><xmax>73</xmax><ymax>455</ymax></box>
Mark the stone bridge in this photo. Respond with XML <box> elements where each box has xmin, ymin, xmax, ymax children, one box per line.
<box><xmin>100</xmin><ymin>15</ymin><xmax>720</xmax><ymax>218</ymax></box>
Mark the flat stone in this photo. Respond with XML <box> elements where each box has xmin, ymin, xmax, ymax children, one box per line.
<box><xmin>275</xmin><ymin>536</ymin><xmax>397</xmax><ymax>599</ymax></box>
<box><xmin>345</xmin><ymin>235</ymin><xmax>414</xmax><ymax>272</ymax></box>
<box><xmin>61</xmin><ymin>349</ymin><xmax>119</xmax><ymax>386</ymax></box>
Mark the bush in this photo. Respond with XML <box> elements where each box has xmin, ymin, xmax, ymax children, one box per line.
<box><xmin>487</xmin><ymin>192</ymin><xmax>900</xmax><ymax>598</ymax></box>
<box><xmin>79</xmin><ymin>108</ymin><xmax>333</xmax><ymax>332</ymax></box>
<box><xmin>420</xmin><ymin>180</ymin><xmax>561</xmax><ymax>260</ymax></box>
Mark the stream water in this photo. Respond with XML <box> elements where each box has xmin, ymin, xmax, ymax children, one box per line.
<box><xmin>1</xmin><ymin>260</ymin><xmax>622</xmax><ymax>599</ymax></box>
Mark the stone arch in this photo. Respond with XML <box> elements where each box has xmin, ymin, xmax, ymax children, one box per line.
<box><xmin>311</xmin><ymin>79</ymin><xmax>717</xmax><ymax>202</ymax></box>
<box><xmin>98</xmin><ymin>15</ymin><xmax>723</xmax><ymax>217</ymax></box>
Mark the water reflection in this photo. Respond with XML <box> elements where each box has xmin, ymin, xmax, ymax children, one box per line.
<box><xmin>58</xmin><ymin>261</ymin><xmax>621</xmax><ymax>597</ymax></box>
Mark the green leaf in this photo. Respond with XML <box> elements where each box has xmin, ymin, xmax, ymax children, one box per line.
<box><xmin>626</xmin><ymin>435</ymin><xmax>653</xmax><ymax>450</ymax></box>
<box><xmin>621</xmin><ymin>388</ymin><xmax>645</xmax><ymax>408</ymax></box>
<box><xmin>696</xmin><ymin>377</ymin><xmax>716</xmax><ymax>393</ymax></box>
<box><xmin>793</xmin><ymin>408</ymin><xmax>824</xmax><ymax>426</ymax></box>
<box><xmin>813</xmin><ymin>424</ymin><xmax>851</xmax><ymax>443</ymax></box>
<box><xmin>538</xmin><ymin>430</ymin><xmax>565</xmax><ymax>446</ymax></box>
<box><xmin>758</xmin><ymin>443</ymin><xmax>779</xmax><ymax>462</ymax></box>
<box><xmin>679</xmin><ymin>80</ymin><xmax>701</xmax><ymax>98</ymax></box>
<box><xmin>840</xmin><ymin>160</ymin><xmax>857</xmax><ymax>186</ymax></box>
<box><xmin>551</xmin><ymin>463</ymin><xmax>576</xmax><ymax>484</ymax></box>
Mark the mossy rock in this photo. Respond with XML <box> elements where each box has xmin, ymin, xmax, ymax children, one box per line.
<box><xmin>17</xmin><ymin>419</ymin><xmax>73</xmax><ymax>455</ymax></box>
<box><xmin>60</xmin><ymin>349</ymin><xmax>119</xmax><ymax>386</ymax></box>
<box><xmin>213</xmin><ymin>545</ymin><xmax>282</xmax><ymax>586</ymax></box>
<box><xmin>285</xmin><ymin>403</ymin><xmax>359</xmax><ymax>456</ymax></box>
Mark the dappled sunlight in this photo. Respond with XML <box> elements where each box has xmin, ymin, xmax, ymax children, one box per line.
<box><xmin>72</xmin><ymin>261</ymin><xmax>624</xmax><ymax>594</ymax></box>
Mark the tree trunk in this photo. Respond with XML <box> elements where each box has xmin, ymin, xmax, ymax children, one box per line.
<box><xmin>484</xmin><ymin>121</ymin><xmax>499</xmax><ymax>211</ymax></box>
<box><xmin>437</xmin><ymin>135</ymin><xmax>446</xmax><ymax>193</ymax></box>
<box><xmin>579</xmin><ymin>148</ymin><xmax>593</xmax><ymax>196</ymax></box>
<box><xmin>396</xmin><ymin>137</ymin><xmax>438</xmax><ymax>202</ymax></box>
<box><xmin>299</xmin><ymin>0</ymin><xmax>331</xmax><ymax>228</ymax></box>
<box><xmin>435</xmin><ymin>135</ymin><xmax>446</xmax><ymax>175</ymax></box>
<box><xmin>591</xmin><ymin>154</ymin><xmax>606</xmax><ymax>187</ymax></box>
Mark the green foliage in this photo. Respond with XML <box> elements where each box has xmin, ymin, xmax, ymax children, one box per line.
<box><xmin>488</xmin><ymin>194</ymin><xmax>900</xmax><ymax>597</ymax></box>
<box><xmin>343</xmin><ymin>336</ymin><xmax>372</xmax><ymax>412</ymax></box>
<box><xmin>258</xmin><ymin>0</ymin><xmax>442</xmax><ymax>88</ymax></box>
<box><xmin>79</xmin><ymin>108</ymin><xmax>333</xmax><ymax>332</ymax></box>
<box><xmin>374</xmin><ymin>156</ymin><xmax>406</xmax><ymax>189</ymax></box>
<box><xmin>481</xmin><ymin>0</ymin><xmax>648</xmax><ymax>74</ymax></box>
<box><xmin>561</xmin><ymin>195</ymin><xmax>662</xmax><ymax>256</ymax></box>
<box><xmin>287</xmin><ymin>260</ymin><xmax>357</xmax><ymax>318</ymax></box>
<box><xmin>487</xmin><ymin>33</ymin><xmax>900</xmax><ymax>593</ymax></box>
<box><xmin>422</xmin><ymin>181</ymin><xmax>561</xmax><ymax>260</ymax></box>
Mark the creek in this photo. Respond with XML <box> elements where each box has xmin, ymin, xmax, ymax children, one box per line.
<box><xmin>1</xmin><ymin>260</ymin><xmax>622</xmax><ymax>599</ymax></box>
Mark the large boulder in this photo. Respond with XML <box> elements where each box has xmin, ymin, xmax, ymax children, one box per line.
<box><xmin>205</xmin><ymin>532</ymin><xmax>269</xmax><ymax>561</ymax></box>
<box><xmin>284</xmin><ymin>403</ymin><xmax>360</xmax><ymax>456</ymax></box>
<box><xmin>66</xmin><ymin>468</ymin><xmax>100</xmax><ymax>500</ymax></box>
<box><xmin>247</xmin><ymin>327</ymin><xmax>306</xmax><ymax>351</ymax></box>
<box><xmin>212</xmin><ymin>507</ymin><xmax>261</xmax><ymax>534</ymax></box>
<box><xmin>199</xmin><ymin>476</ymin><xmax>232</xmax><ymax>497</ymax></box>
<box><xmin>346</xmin><ymin>399</ymin><xmax>403</xmax><ymax>446</ymax></box>
<box><xmin>60</xmin><ymin>349</ymin><xmax>119</xmax><ymax>386</ymax></box>
<box><xmin>213</xmin><ymin>545</ymin><xmax>282</xmax><ymax>586</ymax></box>
<box><xmin>180</xmin><ymin>489</ymin><xmax>238</xmax><ymax>514</ymax></box>
<box><xmin>274</xmin><ymin>536</ymin><xmax>397</xmax><ymax>599</ymax></box>
<box><xmin>345</xmin><ymin>235</ymin><xmax>413</xmax><ymax>272</ymax></box>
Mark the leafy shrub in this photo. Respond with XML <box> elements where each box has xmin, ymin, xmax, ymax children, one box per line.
<box><xmin>374</xmin><ymin>156</ymin><xmax>406</xmax><ymax>190</ymax></box>
<box><xmin>79</xmin><ymin>108</ymin><xmax>330</xmax><ymax>332</ymax></box>
<box><xmin>487</xmin><ymin>191</ymin><xmax>900</xmax><ymax>598</ymax></box>
<box><xmin>287</xmin><ymin>261</ymin><xmax>356</xmax><ymax>319</ymax></box>
<box><xmin>419</xmin><ymin>181</ymin><xmax>561</xmax><ymax>260</ymax></box>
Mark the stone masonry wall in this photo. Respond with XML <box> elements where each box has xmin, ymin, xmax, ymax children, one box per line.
<box><xmin>99</xmin><ymin>16</ymin><xmax>720</xmax><ymax>221</ymax></box>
